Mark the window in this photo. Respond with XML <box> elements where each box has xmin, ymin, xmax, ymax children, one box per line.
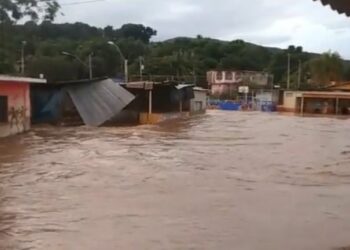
<box><xmin>235</xmin><ymin>72</ymin><xmax>242</xmax><ymax>80</ymax></box>
<box><xmin>216</xmin><ymin>72</ymin><xmax>223</xmax><ymax>81</ymax></box>
<box><xmin>0</xmin><ymin>96</ymin><xmax>8</xmax><ymax>122</ymax></box>
<box><xmin>225</xmin><ymin>72</ymin><xmax>233</xmax><ymax>80</ymax></box>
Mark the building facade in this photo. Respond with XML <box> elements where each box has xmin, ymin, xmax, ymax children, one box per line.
<box><xmin>0</xmin><ymin>76</ymin><xmax>46</xmax><ymax>138</ymax></box>
<box><xmin>207</xmin><ymin>70</ymin><xmax>271</xmax><ymax>98</ymax></box>
<box><xmin>279</xmin><ymin>90</ymin><xmax>350</xmax><ymax>115</ymax></box>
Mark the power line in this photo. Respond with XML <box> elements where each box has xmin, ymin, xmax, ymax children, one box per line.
<box><xmin>60</xmin><ymin>0</ymin><xmax>105</xmax><ymax>6</ymax></box>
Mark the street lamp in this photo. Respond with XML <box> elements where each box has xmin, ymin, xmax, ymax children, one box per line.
<box><xmin>21</xmin><ymin>41</ymin><xmax>27</xmax><ymax>75</ymax></box>
<box><xmin>139</xmin><ymin>56</ymin><xmax>145</xmax><ymax>81</ymax></box>
<box><xmin>108</xmin><ymin>41</ymin><xmax>128</xmax><ymax>83</ymax></box>
<box><xmin>61</xmin><ymin>51</ymin><xmax>93</xmax><ymax>79</ymax></box>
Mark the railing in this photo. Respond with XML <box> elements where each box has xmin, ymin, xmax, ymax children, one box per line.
<box><xmin>128</xmin><ymin>75</ymin><xmax>207</xmax><ymax>84</ymax></box>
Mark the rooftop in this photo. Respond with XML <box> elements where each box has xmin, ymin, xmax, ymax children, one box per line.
<box><xmin>0</xmin><ymin>75</ymin><xmax>47</xmax><ymax>84</ymax></box>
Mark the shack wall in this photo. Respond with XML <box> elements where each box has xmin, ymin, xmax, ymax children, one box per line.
<box><xmin>191</xmin><ymin>90</ymin><xmax>207</xmax><ymax>114</ymax></box>
<box><xmin>0</xmin><ymin>82</ymin><xmax>30</xmax><ymax>137</ymax></box>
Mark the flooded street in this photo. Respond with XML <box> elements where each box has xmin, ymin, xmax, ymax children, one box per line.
<box><xmin>1</xmin><ymin>110</ymin><xmax>350</xmax><ymax>250</ymax></box>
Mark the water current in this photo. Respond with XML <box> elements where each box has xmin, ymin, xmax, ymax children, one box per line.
<box><xmin>0</xmin><ymin>110</ymin><xmax>350</xmax><ymax>250</ymax></box>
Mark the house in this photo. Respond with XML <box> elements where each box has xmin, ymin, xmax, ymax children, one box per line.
<box><xmin>0</xmin><ymin>75</ymin><xmax>46</xmax><ymax>138</ymax></box>
<box><xmin>207</xmin><ymin>70</ymin><xmax>272</xmax><ymax>99</ymax></box>
<box><xmin>279</xmin><ymin>90</ymin><xmax>350</xmax><ymax>115</ymax></box>
<box><xmin>30</xmin><ymin>78</ymin><xmax>135</xmax><ymax>126</ymax></box>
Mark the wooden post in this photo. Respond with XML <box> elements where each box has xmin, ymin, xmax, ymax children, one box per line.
<box><xmin>301</xmin><ymin>96</ymin><xmax>304</xmax><ymax>115</ymax></box>
<box><xmin>336</xmin><ymin>98</ymin><xmax>339</xmax><ymax>115</ymax></box>
<box><xmin>179</xmin><ymin>100</ymin><xmax>183</xmax><ymax>112</ymax></box>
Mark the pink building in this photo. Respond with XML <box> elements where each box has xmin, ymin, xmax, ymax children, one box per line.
<box><xmin>0</xmin><ymin>75</ymin><xmax>46</xmax><ymax>138</ymax></box>
<box><xmin>207</xmin><ymin>70</ymin><xmax>271</xmax><ymax>98</ymax></box>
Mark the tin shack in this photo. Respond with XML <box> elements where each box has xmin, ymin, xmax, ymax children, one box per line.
<box><xmin>124</xmin><ymin>81</ymin><xmax>206</xmax><ymax>124</ymax></box>
<box><xmin>30</xmin><ymin>78</ymin><xmax>135</xmax><ymax>126</ymax></box>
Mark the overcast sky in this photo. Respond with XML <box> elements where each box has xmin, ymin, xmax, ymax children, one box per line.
<box><xmin>57</xmin><ymin>0</ymin><xmax>350</xmax><ymax>58</ymax></box>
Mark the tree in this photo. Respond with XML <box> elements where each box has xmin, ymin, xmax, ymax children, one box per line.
<box><xmin>0</xmin><ymin>0</ymin><xmax>60</xmax><ymax>22</ymax></box>
<box><xmin>26</xmin><ymin>56</ymin><xmax>81</xmax><ymax>81</ymax></box>
<box><xmin>116</xmin><ymin>24</ymin><xmax>157</xmax><ymax>43</ymax></box>
<box><xmin>308</xmin><ymin>52</ymin><xmax>344</xmax><ymax>86</ymax></box>
<box><xmin>103</xmin><ymin>25</ymin><xmax>114</xmax><ymax>39</ymax></box>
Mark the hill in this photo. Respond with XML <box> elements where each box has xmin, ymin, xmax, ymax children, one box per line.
<box><xmin>0</xmin><ymin>22</ymin><xmax>349</xmax><ymax>85</ymax></box>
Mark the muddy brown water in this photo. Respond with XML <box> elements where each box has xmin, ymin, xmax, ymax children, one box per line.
<box><xmin>1</xmin><ymin>110</ymin><xmax>350</xmax><ymax>250</ymax></box>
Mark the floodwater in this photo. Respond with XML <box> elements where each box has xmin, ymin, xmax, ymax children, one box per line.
<box><xmin>0</xmin><ymin>111</ymin><xmax>350</xmax><ymax>250</ymax></box>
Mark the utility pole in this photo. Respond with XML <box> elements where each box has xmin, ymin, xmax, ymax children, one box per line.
<box><xmin>21</xmin><ymin>41</ymin><xmax>27</xmax><ymax>75</ymax></box>
<box><xmin>287</xmin><ymin>53</ymin><xmax>291</xmax><ymax>90</ymax></box>
<box><xmin>124</xmin><ymin>59</ymin><xmax>128</xmax><ymax>83</ymax></box>
<box><xmin>271</xmin><ymin>74</ymin><xmax>275</xmax><ymax>90</ymax></box>
<box><xmin>88</xmin><ymin>53</ymin><xmax>93</xmax><ymax>80</ymax></box>
<box><xmin>297</xmin><ymin>59</ymin><xmax>302</xmax><ymax>90</ymax></box>
<box><xmin>192</xmin><ymin>51</ymin><xmax>196</xmax><ymax>85</ymax></box>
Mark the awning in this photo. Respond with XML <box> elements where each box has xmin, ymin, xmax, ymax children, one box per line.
<box><xmin>302</xmin><ymin>92</ymin><xmax>350</xmax><ymax>99</ymax></box>
<box><xmin>66</xmin><ymin>79</ymin><xmax>135</xmax><ymax>126</ymax></box>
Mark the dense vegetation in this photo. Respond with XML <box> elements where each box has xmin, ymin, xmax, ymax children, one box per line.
<box><xmin>0</xmin><ymin>0</ymin><xmax>348</xmax><ymax>87</ymax></box>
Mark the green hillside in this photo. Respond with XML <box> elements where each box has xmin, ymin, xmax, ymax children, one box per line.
<box><xmin>0</xmin><ymin>22</ymin><xmax>349</xmax><ymax>87</ymax></box>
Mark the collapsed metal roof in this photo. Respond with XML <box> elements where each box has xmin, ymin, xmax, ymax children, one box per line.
<box><xmin>175</xmin><ymin>84</ymin><xmax>195</xmax><ymax>90</ymax></box>
<box><xmin>66</xmin><ymin>78</ymin><xmax>135</xmax><ymax>126</ymax></box>
<box><xmin>314</xmin><ymin>0</ymin><xmax>350</xmax><ymax>16</ymax></box>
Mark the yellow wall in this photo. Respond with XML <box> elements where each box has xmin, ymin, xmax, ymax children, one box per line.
<box><xmin>139</xmin><ymin>112</ymin><xmax>190</xmax><ymax>125</ymax></box>
<box><xmin>283</xmin><ymin>91</ymin><xmax>302</xmax><ymax>111</ymax></box>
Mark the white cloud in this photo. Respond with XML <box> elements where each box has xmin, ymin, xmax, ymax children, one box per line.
<box><xmin>57</xmin><ymin>0</ymin><xmax>350</xmax><ymax>58</ymax></box>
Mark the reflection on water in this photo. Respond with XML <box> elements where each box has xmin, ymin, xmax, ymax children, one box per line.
<box><xmin>1</xmin><ymin>110</ymin><xmax>350</xmax><ymax>250</ymax></box>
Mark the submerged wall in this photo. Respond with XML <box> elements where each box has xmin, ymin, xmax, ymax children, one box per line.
<box><xmin>0</xmin><ymin>82</ymin><xmax>30</xmax><ymax>137</ymax></box>
<box><xmin>139</xmin><ymin>112</ymin><xmax>190</xmax><ymax>124</ymax></box>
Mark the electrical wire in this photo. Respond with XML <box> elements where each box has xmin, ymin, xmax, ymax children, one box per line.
<box><xmin>59</xmin><ymin>0</ymin><xmax>105</xmax><ymax>6</ymax></box>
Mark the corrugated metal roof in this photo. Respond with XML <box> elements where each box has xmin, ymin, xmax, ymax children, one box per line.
<box><xmin>314</xmin><ymin>0</ymin><xmax>350</xmax><ymax>16</ymax></box>
<box><xmin>193</xmin><ymin>87</ymin><xmax>209</xmax><ymax>92</ymax></box>
<box><xmin>175</xmin><ymin>84</ymin><xmax>195</xmax><ymax>90</ymax></box>
<box><xmin>66</xmin><ymin>78</ymin><xmax>135</xmax><ymax>126</ymax></box>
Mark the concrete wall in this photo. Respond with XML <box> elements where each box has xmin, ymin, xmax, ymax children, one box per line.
<box><xmin>211</xmin><ymin>84</ymin><xmax>237</xmax><ymax>97</ymax></box>
<box><xmin>208</xmin><ymin>70</ymin><xmax>270</xmax><ymax>98</ymax></box>
<box><xmin>281</xmin><ymin>91</ymin><xmax>302</xmax><ymax>112</ymax></box>
<box><xmin>0</xmin><ymin>82</ymin><xmax>30</xmax><ymax>137</ymax></box>
<box><xmin>255</xmin><ymin>90</ymin><xmax>279</xmax><ymax>111</ymax></box>
<box><xmin>255</xmin><ymin>90</ymin><xmax>279</xmax><ymax>103</ymax></box>
<box><xmin>207</xmin><ymin>70</ymin><xmax>270</xmax><ymax>86</ymax></box>
<box><xmin>190</xmin><ymin>90</ymin><xmax>207</xmax><ymax>114</ymax></box>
